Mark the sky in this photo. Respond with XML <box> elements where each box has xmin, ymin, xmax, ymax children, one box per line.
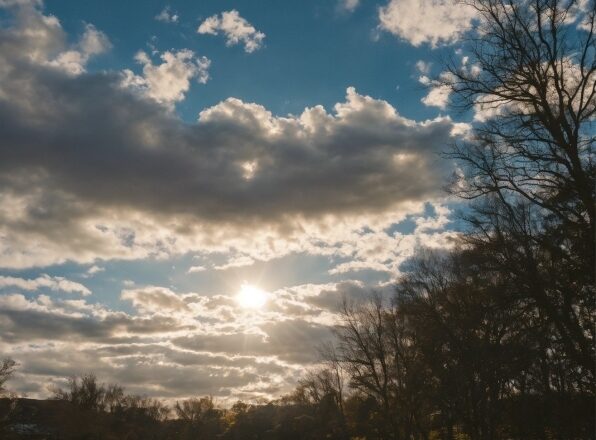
<box><xmin>3</xmin><ymin>0</ymin><xmax>588</xmax><ymax>403</ymax></box>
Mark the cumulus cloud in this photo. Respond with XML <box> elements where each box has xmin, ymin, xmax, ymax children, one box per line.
<box><xmin>155</xmin><ymin>6</ymin><xmax>178</xmax><ymax>24</ymax></box>
<box><xmin>173</xmin><ymin>318</ymin><xmax>334</xmax><ymax>364</ymax></box>
<box><xmin>0</xmin><ymin>0</ymin><xmax>110</xmax><ymax>75</ymax></box>
<box><xmin>198</xmin><ymin>10</ymin><xmax>265</xmax><ymax>53</ymax></box>
<box><xmin>0</xmin><ymin>1</ymin><xmax>464</xmax><ymax>271</ymax></box>
<box><xmin>0</xmin><ymin>285</ymin><xmax>339</xmax><ymax>401</ymax></box>
<box><xmin>0</xmin><ymin>12</ymin><xmax>461</xmax><ymax>269</ymax></box>
<box><xmin>85</xmin><ymin>265</ymin><xmax>104</xmax><ymax>276</ymax></box>
<box><xmin>419</xmin><ymin>72</ymin><xmax>454</xmax><ymax>109</ymax></box>
<box><xmin>49</xmin><ymin>24</ymin><xmax>111</xmax><ymax>75</ymax></box>
<box><xmin>0</xmin><ymin>293</ymin><xmax>191</xmax><ymax>343</ymax></box>
<box><xmin>0</xmin><ymin>274</ymin><xmax>91</xmax><ymax>295</ymax></box>
<box><xmin>213</xmin><ymin>255</ymin><xmax>256</xmax><ymax>271</ymax></box>
<box><xmin>121</xmin><ymin>49</ymin><xmax>210</xmax><ymax>107</ymax></box>
<box><xmin>281</xmin><ymin>281</ymin><xmax>360</xmax><ymax>312</ymax></box>
<box><xmin>121</xmin><ymin>286</ymin><xmax>190</xmax><ymax>313</ymax></box>
<box><xmin>378</xmin><ymin>0</ymin><xmax>476</xmax><ymax>47</ymax></box>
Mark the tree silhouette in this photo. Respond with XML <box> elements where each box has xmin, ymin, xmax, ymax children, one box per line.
<box><xmin>443</xmin><ymin>0</ymin><xmax>595</xmax><ymax>376</ymax></box>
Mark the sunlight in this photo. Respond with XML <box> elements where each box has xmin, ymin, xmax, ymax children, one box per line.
<box><xmin>236</xmin><ymin>283</ymin><xmax>268</xmax><ymax>309</ymax></box>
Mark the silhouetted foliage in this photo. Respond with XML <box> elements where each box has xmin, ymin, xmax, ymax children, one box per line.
<box><xmin>0</xmin><ymin>358</ymin><xmax>16</xmax><ymax>396</ymax></box>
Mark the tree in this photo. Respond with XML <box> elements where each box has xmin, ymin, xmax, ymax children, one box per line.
<box><xmin>333</xmin><ymin>295</ymin><xmax>432</xmax><ymax>440</ymax></box>
<box><xmin>443</xmin><ymin>0</ymin><xmax>595</xmax><ymax>381</ymax></box>
<box><xmin>397</xmin><ymin>248</ymin><xmax>533</xmax><ymax>440</ymax></box>
<box><xmin>0</xmin><ymin>358</ymin><xmax>17</xmax><ymax>434</ymax></box>
<box><xmin>52</xmin><ymin>373</ymin><xmax>106</xmax><ymax>411</ymax></box>
<box><xmin>0</xmin><ymin>358</ymin><xmax>16</xmax><ymax>396</ymax></box>
<box><xmin>174</xmin><ymin>397</ymin><xmax>224</xmax><ymax>439</ymax></box>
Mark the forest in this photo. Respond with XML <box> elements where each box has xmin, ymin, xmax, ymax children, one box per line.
<box><xmin>0</xmin><ymin>0</ymin><xmax>594</xmax><ymax>438</ymax></box>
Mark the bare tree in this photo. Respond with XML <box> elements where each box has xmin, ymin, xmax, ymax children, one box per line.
<box><xmin>0</xmin><ymin>358</ymin><xmax>16</xmax><ymax>396</ymax></box>
<box><xmin>174</xmin><ymin>396</ymin><xmax>217</xmax><ymax>424</ymax></box>
<box><xmin>0</xmin><ymin>358</ymin><xmax>17</xmax><ymax>434</ymax></box>
<box><xmin>441</xmin><ymin>0</ymin><xmax>595</xmax><ymax>377</ymax></box>
<box><xmin>333</xmin><ymin>294</ymin><xmax>433</xmax><ymax>440</ymax></box>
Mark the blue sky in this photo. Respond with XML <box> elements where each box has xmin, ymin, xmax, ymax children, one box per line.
<box><xmin>0</xmin><ymin>0</ymin><xmax>502</xmax><ymax>401</ymax></box>
<box><xmin>44</xmin><ymin>0</ymin><xmax>453</xmax><ymax>120</ymax></box>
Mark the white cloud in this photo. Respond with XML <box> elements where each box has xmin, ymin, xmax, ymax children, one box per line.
<box><xmin>378</xmin><ymin>0</ymin><xmax>476</xmax><ymax>47</ymax></box>
<box><xmin>419</xmin><ymin>71</ymin><xmax>454</xmax><ymax>110</ymax></box>
<box><xmin>471</xmin><ymin>57</ymin><xmax>593</xmax><ymax>122</ymax></box>
<box><xmin>0</xmin><ymin>2</ymin><xmax>465</xmax><ymax>273</ymax></box>
<box><xmin>213</xmin><ymin>255</ymin><xmax>256</xmax><ymax>271</ymax></box>
<box><xmin>328</xmin><ymin>260</ymin><xmax>391</xmax><ymax>274</ymax></box>
<box><xmin>155</xmin><ymin>6</ymin><xmax>178</xmax><ymax>24</ymax></box>
<box><xmin>415</xmin><ymin>60</ymin><xmax>431</xmax><ymax>75</ymax></box>
<box><xmin>0</xmin><ymin>82</ymin><xmax>461</xmax><ymax>268</ymax></box>
<box><xmin>187</xmin><ymin>265</ymin><xmax>207</xmax><ymax>274</ymax></box>
<box><xmin>121</xmin><ymin>49</ymin><xmax>210</xmax><ymax>107</ymax></box>
<box><xmin>198</xmin><ymin>10</ymin><xmax>265</xmax><ymax>53</ymax></box>
<box><xmin>87</xmin><ymin>264</ymin><xmax>103</xmax><ymax>274</ymax></box>
<box><xmin>0</xmin><ymin>286</ymin><xmax>334</xmax><ymax>401</ymax></box>
<box><xmin>421</xmin><ymin>83</ymin><xmax>451</xmax><ymax>109</ymax></box>
<box><xmin>338</xmin><ymin>0</ymin><xmax>360</xmax><ymax>13</ymax></box>
<box><xmin>121</xmin><ymin>286</ymin><xmax>189</xmax><ymax>313</ymax></box>
<box><xmin>0</xmin><ymin>1</ymin><xmax>110</xmax><ymax>75</ymax></box>
<box><xmin>0</xmin><ymin>274</ymin><xmax>91</xmax><ymax>296</ymax></box>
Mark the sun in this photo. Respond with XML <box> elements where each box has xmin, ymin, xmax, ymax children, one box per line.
<box><xmin>236</xmin><ymin>283</ymin><xmax>268</xmax><ymax>309</ymax></box>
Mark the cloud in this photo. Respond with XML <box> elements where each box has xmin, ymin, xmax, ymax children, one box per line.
<box><xmin>0</xmin><ymin>294</ymin><xmax>190</xmax><ymax>343</ymax></box>
<box><xmin>197</xmin><ymin>10</ymin><xmax>265</xmax><ymax>53</ymax></box>
<box><xmin>378</xmin><ymin>0</ymin><xmax>476</xmax><ymax>47</ymax></box>
<box><xmin>0</xmin><ymin>275</ymin><xmax>91</xmax><ymax>295</ymax></box>
<box><xmin>0</xmin><ymin>1</ymin><xmax>462</xmax><ymax>273</ymax></box>
<box><xmin>187</xmin><ymin>265</ymin><xmax>206</xmax><ymax>274</ymax></box>
<box><xmin>121</xmin><ymin>286</ymin><xmax>190</xmax><ymax>313</ymax></box>
<box><xmin>0</xmin><ymin>0</ymin><xmax>469</xmax><ymax>405</ymax></box>
<box><xmin>415</xmin><ymin>60</ymin><xmax>431</xmax><ymax>75</ymax></box>
<box><xmin>0</xmin><ymin>0</ymin><xmax>110</xmax><ymax>75</ymax></box>
<box><xmin>48</xmin><ymin>23</ymin><xmax>111</xmax><ymax>75</ymax></box>
<box><xmin>121</xmin><ymin>49</ymin><xmax>210</xmax><ymax>107</ymax></box>
<box><xmin>155</xmin><ymin>6</ymin><xmax>178</xmax><ymax>24</ymax></box>
<box><xmin>213</xmin><ymin>255</ymin><xmax>256</xmax><ymax>271</ymax></box>
<box><xmin>338</xmin><ymin>0</ymin><xmax>360</xmax><ymax>13</ymax></box>
<box><xmin>419</xmin><ymin>73</ymin><xmax>454</xmax><ymax>110</ymax></box>
<box><xmin>85</xmin><ymin>265</ymin><xmax>104</xmax><ymax>276</ymax></box>
<box><xmin>173</xmin><ymin>318</ymin><xmax>334</xmax><ymax>364</ymax></box>
<box><xmin>0</xmin><ymin>289</ymin><xmax>333</xmax><ymax>401</ymax></box>
<box><xmin>11</xmin><ymin>340</ymin><xmax>293</xmax><ymax>401</ymax></box>
<box><xmin>303</xmin><ymin>280</ymin><xmax>394</xmax><ymax>312</ymax></box>
<box><xmin>567</xmin><ymin>0</ymin><xmax>595</xmax><ymax>31</ymax></box>
<box><xmin>0</xmin><ymin>36</ymin><xmax>460</xmax><ymax>270</ymax></box>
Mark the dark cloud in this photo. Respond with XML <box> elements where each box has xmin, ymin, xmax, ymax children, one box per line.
<box><xmin>306</xmin><ymin>281</ymin><xmax>395</xmax><ymax>312</ymax></box>
<box><xmin>121</xmin><ymin>286</ymin><xmax>191</xmax><ymax>313</ymax></box>
<box><xmin>0</xmin><ymin>298</ymin><xmax>192</xmax><ymax>343</ymax></box>
<box><xmin>173</xmin><ymin>319</ymin><xmax>334</xmax><ymax>363</ymax></box>
<box><xmin>0</xmin><ymin>1</ymin><xmax>461</xmax><ymax>268</ymax></box>
<box><xmin>0</xmin><ymin>291</ymin><xmax>335</xmax><ymax>399</ymax></box>
<box><xmin>14</xmin><ymin>347</ymin><xmax>271</xmax><ymax>398</ymax></box>
<box><xmin>0</xmin><ymin>293</ymin><xmax>312</xmax><ymax>399</ymax></box>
